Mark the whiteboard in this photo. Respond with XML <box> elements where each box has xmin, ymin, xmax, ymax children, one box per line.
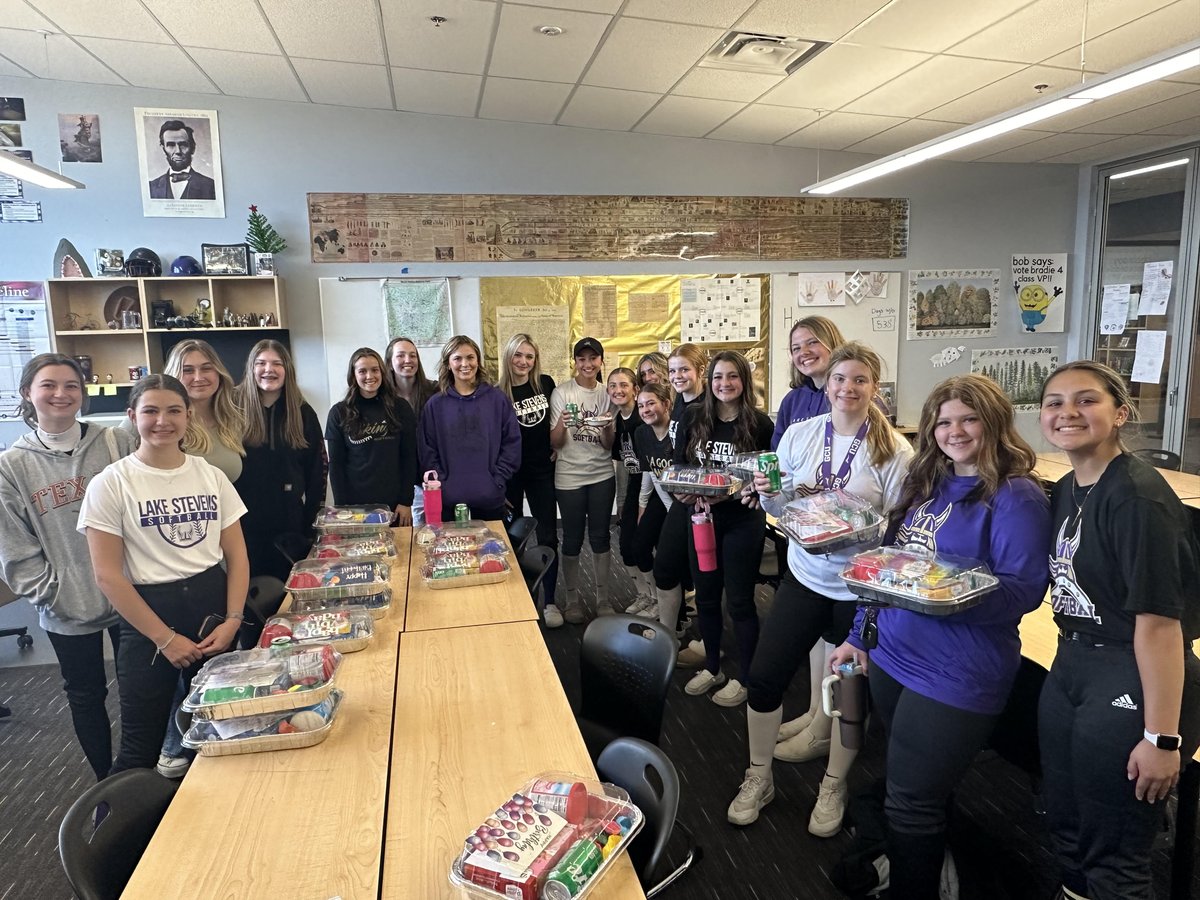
<box><xmin>768</xmin><ymin>273</ymin><xmax>902</xmax><ymax>417</ymax></box>
<box><xmin>316</xmin><ymin>277</ymin><xmax>480</xmax><ymax>423</ymax></box>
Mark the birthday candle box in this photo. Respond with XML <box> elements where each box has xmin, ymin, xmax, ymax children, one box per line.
<box><xmin>450</xmin><ymin>773</ymin><xmax>644</xmax><ymax>900</ymax></box>
<box><xmin>777</xmin><ymin>490</ymin><xmax>886</xmax><ymax>553</ymax></box>
<box><xmin>841</xmin><ymin>547</ymin><xmax>998</xmax><ymax>615</ymax></box>
<box><xmin>313</xmin><ymin>505</ymin><xmax>393</xmax><ymax>536</ymax></box>
<box><xmin>258</xmin><ymin>608</ymin><xmax>374</xmax><ymax>653</ymax></box>
<box><xmin>311</xmin><ymin>532</ymin><xmax>398</xmax><ymax>559</ymax></box>
<box><xmin>285</xmin><ymin>557</ymin><xmax>391</xmax><ymax>602</ymax></box>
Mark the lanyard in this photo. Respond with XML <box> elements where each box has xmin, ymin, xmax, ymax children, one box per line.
<box><xmin>821</xmin><ymin>416</ymin><xmax>869</xmax><ymax>490</ymax></box>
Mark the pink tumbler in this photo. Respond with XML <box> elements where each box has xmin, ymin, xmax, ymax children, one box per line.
<box><xmin>692</xmin><ymin>512</ymin><xmax>717</xmax><ymax>572</ymax></box>
<box><xmin>423</xmin><ymin>470</ymin><xmax>443</xmax><ymax>525</ymax></box>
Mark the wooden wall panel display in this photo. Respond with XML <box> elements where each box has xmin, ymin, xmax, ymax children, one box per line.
<box><xmin>307</xmin><ymin>193</ymin><xmax>909</xmax><ymax>264</ymax></box>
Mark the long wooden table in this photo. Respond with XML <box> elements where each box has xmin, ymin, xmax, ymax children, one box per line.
<box><xmin>1034</xmin><ymin>451</ymin><xmax>1200</xmax><ymax>499</ymax></box>
<box><xmin>122</xmin><ymin>528</ymin><xmax>413</xmax><ymax>900</ymax></box>
<box><xmin>383</xmin><ymin>620</ymin><xmax>644</xmax><ymax>899</ymax></box>
<box><xmin>404</xmin><ymin>520</ymin><xmax>539</xmax><ymax>632</ymax></box>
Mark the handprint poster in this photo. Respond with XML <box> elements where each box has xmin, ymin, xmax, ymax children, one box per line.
<box><xmin>796</xmin><ymin>272</ymin><xmax>846</xmax><ymax>307</ymax></box>
<box><xmin>1011</xmin><ymin>253</ymin><xmax>1067</xmax><ymax>333</ymax></box>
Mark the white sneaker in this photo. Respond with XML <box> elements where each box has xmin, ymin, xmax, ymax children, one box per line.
<box><xmin>727</xmin><ymin>768</ymin><xmax>774</xmax><ymax>825</ymax></box>
<box><xmin>777</xmin><ymin>711</ymin><xmax>815</xmax><ymax>742</ymax></box>
<box><xmin>684</xmin><ymin>668</ymin><xmax>727</xmax><ymax>696</ymax></box>
<box><xmin>563</xmin><ymin>602</ymin><xmax>587</xmax><ymax>625</ymax></box>
<box><xmin>940</xmin><ymin>848</ymin><xmax>959</xmax><ymax>900</ymax></box>
<box><xmin>641</xmin><ymin>601</ymin><xmax>659</xmax><ymax>620</ymax></box>
<box><xmin>712</xmin><ymin>678</ymin><xmax>747</xmax><ymax>707</ymax></box>
<box><xmin>543</xmin><ymin>604</ymin><xmax>564</xmax><ymax>628</ymax></box>
<box><xmin>809</xmin><ymin>774</ymin><xmax>848</xmax><ymax>837</ymax></box>
<box><xmin>595</xmin><ymin>599</ymin><xmax>616</xmax><ymax>616</ymax></box>
<box><xmin>624</xmin><ymin>595</ymin><xmax>652</xmax><ymax>615</ymax></box>
<box><xmin>156</xmin><ymin>753</ymin><xmax>190</xmax><ymax>779</ymax></box>
<box><xmin>774</xmin><ymin>728</ymin><xmax>831</xmax><ymax>762</ymax></box>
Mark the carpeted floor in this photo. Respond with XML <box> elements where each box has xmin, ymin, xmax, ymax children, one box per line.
<box><xmin>1</xmin><ymin>540</ymin><xmax>1194</xmax><ymax>900</ymax></box>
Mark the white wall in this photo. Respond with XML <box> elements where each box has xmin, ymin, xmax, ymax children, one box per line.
<box><xmin>0</xmin><ymin>75</ymin><xmax>1079</xmax><ymax>436</ymax></box>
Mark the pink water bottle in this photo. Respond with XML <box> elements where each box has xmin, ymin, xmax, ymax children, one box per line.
<box><xmin>423</xmin><ymin>470</ymin><xmax>443</xmax><ymax>525</ymax></box>
<box><xmin>692</xmin><ymin>512</ymin><xmax>717</xmax><ymax>572</ymax></box>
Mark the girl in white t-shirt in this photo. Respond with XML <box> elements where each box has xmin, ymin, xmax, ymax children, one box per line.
<box><xmin>80</xmin><ymin>375</ymin><xmax>249</xmax><ymax>774</ymax></box>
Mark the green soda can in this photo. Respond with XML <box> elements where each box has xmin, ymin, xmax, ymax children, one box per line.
<box><xmin>454</xmin><ymin>503</ymin><xmax>469</xmax><ymax>524</ymax></box>
<box><xmin>757</xmin><ymin>452</ymin><xmax>782</xmax><ymax>492</ymax></box>
<box><xmin>543</xmin><ymin>836</ymin><xmax>604</xmax><ymax>899</ymax></box>
<box><xmin>565</xmin><ymin>401</ymin><xmax>580</xmax><ymax>426</ymax></box>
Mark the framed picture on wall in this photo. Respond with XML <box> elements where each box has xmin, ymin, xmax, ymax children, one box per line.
<box><xmin>134</xmin><ymin>107</ymin><xmax>225</xmax><ymax>219</ymax></box>
<box><xmin>201</xmin><ymin>243</ymin><xmax>250</xmax><ymax>276</ymax></box>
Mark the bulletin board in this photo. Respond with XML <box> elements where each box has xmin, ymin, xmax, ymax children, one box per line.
<box><xmin>480</xmin><ymin>275</ymin><xmax>772</xmax><ymax>404</ymax></box>
<box><xmin>767</xmin><ymin>273</ymin><xmax>903</xmax><ymax>417</ymax></box>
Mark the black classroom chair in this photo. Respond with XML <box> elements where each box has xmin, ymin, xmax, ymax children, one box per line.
<box><xmin>756</xmin><ymin>522</ymin><xmax>790</xmax><ymax>590</ymax></box>
<box><xmin>1133</xmin><ymin>448</ymin><xmax>1182</xmax><ymax>471</ymax></box>
<box><xmin>58</xmin><ymin>768</ymin><xmax>180</xmax><ymax>900</ymax></box>
<box><xmin>519</xmin><ymin>544</ymin><xmax>556</xmax><ymax>609</ymax></box>
<box><xmin>507</xmin><ymin>515</ymin><xmax>539</xmax><ymax>557</ymax></box>
<box><xmin>238</xmin><ymin>575</ymin><xmax>288</xmax><ymax>650</ymax></box>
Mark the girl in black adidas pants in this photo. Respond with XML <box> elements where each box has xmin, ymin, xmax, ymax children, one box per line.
<box><xmin>1038</xmin><ymin>361</ymin><xmax>1200</xmax><ymax>900</ymax></box>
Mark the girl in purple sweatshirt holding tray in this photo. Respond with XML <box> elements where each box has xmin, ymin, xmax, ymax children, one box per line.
<box><xmin>830</xmin><ymin>373</ymin><xmax>1050</xmax><ymax>899</ymax></box>
<box><xmin>419</xmin><ymin>335</ymin><xmax>521</xmax><ymax>523</ymax></box>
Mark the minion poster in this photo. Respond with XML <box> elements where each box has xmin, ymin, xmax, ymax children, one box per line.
<box><xmin>1011</xmin><ymin>253</ymin><xmax>1067</xmax><ymax>333</ymax></box>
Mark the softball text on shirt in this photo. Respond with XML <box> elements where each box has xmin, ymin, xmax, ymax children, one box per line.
<box><xmin>137</xmin><ymin>493</ymin><xmax>219</xmax><ymax>548</ymax></box>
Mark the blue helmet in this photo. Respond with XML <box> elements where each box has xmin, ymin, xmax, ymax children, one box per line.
<box><xmin>170</xmin><ymin>255</ymin><xmax>203</xmax><ymax>276</ymax></box>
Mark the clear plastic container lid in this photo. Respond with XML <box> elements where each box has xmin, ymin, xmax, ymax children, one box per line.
<box><xmin>449</xmin><ymin>771</ymin><xmax>644</xmax><ymax>900</ymax></box>
<box><xmin>290</xmin><ymin>588</ymin><xmax>392</xmax><ymax>618</ymax></box>
<box><xmin>182</xmin><ymin>689</ymin><xmax>343</xmax><ymax>748</ymax></box>
<box><xmin>413</xmin><ymin>520</ymin><xmax>495</xmax><ymax>548</ymax></box>
<box><xmin>285</xmin><ymin>557</ymin><xmax>391</xmax><ymax>601</ymax></box>
<box><xmin>313</xmin><ymin>505</ymin><xmax>393</xmax><ymax>534</ymax></box>
<box><xmin>655</xmin><ymin>464</ymin><xmax>745</xmax><ymax>497</ymax></box>
<box><xmin>311</xmin><ymin>532</ymin><xmax>398</xmax><ymax>559</ymax></box>
<box><xmin>777</xmin><ymin>490</ymin><xmax>886</xmax><ymax>554</ymax></box>
<box><xmin>181</xmin><ymin>644</ymin><xmax>342</xmax><ymax>714</ymax></box>
<box><xmin>420</xmin><ymin>552</ymin><xmax>511</xmax><ymax>589</ymax></box>
<box><xmin>423</xmin><ymin>527</ymin><xmax>510</xmax><ymax>558</ymax></box>
<box><xmin>725</xmin><ymin>452</ymin><xmax>765</xmax><ymax>481</ymax></box>
<box><xmin>258</xmin><ymin>608</ymin><xmax>374</xmax><ymax>648</ymax></box>
<box><xmin>841</xmin><ymin>546</ymin><xmax>999</xmax><ymax>612</ymax></box>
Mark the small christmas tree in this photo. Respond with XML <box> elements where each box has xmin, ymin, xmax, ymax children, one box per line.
<box><xmin>246</xmin><ymin>205</ymin><xmax>287</xmax><ymax>254</ymax></box>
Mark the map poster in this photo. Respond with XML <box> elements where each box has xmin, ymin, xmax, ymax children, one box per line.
<box><xmin>382</xmin><ymin>278</ymin><xmax>453</xmax><ymax>347</ymax></box>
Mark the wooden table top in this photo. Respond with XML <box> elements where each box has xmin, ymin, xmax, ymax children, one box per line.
<box><xmin>382</xmin><ymin>620</ymin><xmax>645</xmax><ymax>900</ymax></box>
<box><xmin>122</xmin><ymin>528</ymin><xmax>413</xmax><ymax>900</ymax></box>
<box><xmin>1034</xmin><ymin>451</ymin><xmax>1200</xmax><ymax>500</ymax></box>
<box><xmin>403</xmin><ymin>521</ymin><xmax>538</xmax><ymax>632</ymax></box>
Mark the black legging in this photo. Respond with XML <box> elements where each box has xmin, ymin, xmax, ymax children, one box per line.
<box><xmin>689</xmin><ymin>505</ymin><xmax>765</xmax><ymax>682</ymax></box>
<box><xmin>629</xmin><ymin>493</ymin><xmax>667</xmax><ymax>573</ymax></box>
<box><xmin>653</xmin><ymin>501</ymin><xmax>691</xmax><ymax>590</ymax></box>
<box><xmin>557</xmin><ymin>477</ymin><xmax>615</xmax><ymax>557</ymax></box>
<box><xmin>617</xmin><ymin>471</ymin><xmax>641</xmax><ymax>567</ymax></box>
<box><xmin>506</xmin><ymin>470</ymin><xmax>559</xmax><ymax>605</ymax></box>
<box><xmin>46</xmin><ymin>625</ymin><xmax>122</xmax><ymax>780</ymax></box>
<box><xmin>747</xmin><ymin>566</ymin><xmax>858</xmax><ymax>713</ymax></box>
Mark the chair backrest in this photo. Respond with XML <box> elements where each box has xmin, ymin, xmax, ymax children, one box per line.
<box><xmin>508</xmin><ymin>516</ymin><xmax>539</xmax><ymax>556</ymax></box>
<box><xmin>580</xmin><ymin>616</ymin><xmax>677</xmax><ymax>747</ymax></box>
<box><xmin>1132</xmin><ymin>448</ymin><xmax>1182</xmax><ymax>471</ymax></box>
<box><xmin>58</xmin><ymin>769</ymin><xmax>180</xmax><ymax>900</ymax></box>
<box><xmin>756</xmin><ymin>523</ymin><xmax>789</xmax><ymax>587</ymax></box>
<box><xmin>273</xmin><ymin>531</ymin><xmax>313</xmax><ymax>565</ymax></box>
<box><xmin>519</xmin><ymin>544</ymin><xmax>556</xmax><ymax>600</ymax></box>
<box><xmin>988</xmin><ymin>656</ymin><xmax>1048</xmax><ymax>778</ymax></box>
<box><xmin>596</xmin><ymin>736</ymin><xmax>680</xmax><ymax>885</ymax></box>
<box><xmin>239</xmin><ymin>575</ymin><xmax>288</xmax><ymax>649</ymax></box>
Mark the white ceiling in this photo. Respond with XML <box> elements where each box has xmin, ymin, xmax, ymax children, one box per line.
<box><xmin>2</xmin><ymin>0</ymin><xmax>1199</xmax><ymax>166</ymax></box>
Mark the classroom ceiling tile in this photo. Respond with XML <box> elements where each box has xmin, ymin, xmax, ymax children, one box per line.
<box><xmin>1041</xmin><ymin>1</ymin><xmax>1200</xmax><ymax>76</ymax></box>
<box><xmin>392</xmin><ymin>68</ymin><xmax>482</xmax><ymax>118</ymax></box>
<box><xmin>556</xmin><ymin>85</ymin><xmax>661</xmax><ymax>130</ymax></box>
<box><xmin>672</xmin><ymin>68</ymin><xmax>784</xmax><ymax>102</ymax></box>
<box><xmin>738</xmin><ymin>0</ymin><xmax>893</xmax><ymax>44</ymax></box>
<box><xmin>1143</xmin><ymin>114</ymin><xmax>1200</xmax><ymax>135</ymax></box>
<box><xmin>779</xmin><ymin>110</ymin><xmax>907</xmax><ymax>150</ymax></box>
<box><xmin>925</xmin><ymin>64</ymin><xmax>1082</xmax><ymax>122</ymax></box>
<box><xmin>1046</xmin><ymin>80</ymin><xmax>1197</xmax><ymax>132</ymax></box>
<box><xmin>844</xmin><ymin>0</ymin><xmax>1032</xmax><ymax>53</ymax></box>
<box><xmin>510</xmin><ymin>0</ymin><xmax>622</xmax><ymax>13</ymax></box>
<box><xmin>188</xmin><ymin>48</ymin><xmax>307</xmax><ymax>101</ymax></box>
<box><xmin>382</xmin><ymin>0</ymin><xmax>497</xmax><ymax>76</ymax></box>
<box><xmin>0</xmin><ymin>29</ymin><xmax>125</xmax><ymax>83</ymax></box>
<box><xmin>0</xmin><ymin>0</ymin><xmax>57</xmax><ymax>32</ymax></box>
<box><xmin>762</xmin><ymin>43</ymin><xmax>930</xmax><ymax>110</ymax></box>
<box><xmin>489</xmin><ymin>5</ymin><xmax>611</xmax><ymax>83</ymax></box>
<box><xmin>621</xmin><ymin>0</ymin><xmax>755</xmax><ymax>29</ymax></box>
<box><xmin>970</xmin><ymin>130</ymin><xmax>1122</xmax><ymax>163</ymax></box>
<box><xmin>937</xmin><ymin>127</ymin><xmax>1057</xmax><ymax>162</ymax></box>
<box><xmin>479</xmin><ymin>77</ymin><xmax>573</xmax><ymax>124</ymax></box>
<box><xmin>0</xmin><ymin>54</ymin><xmax>29</xmax><ymax>77</ymax></box>
<box><xmin>1040</xmin><ymin>132</ymin><xmax>1178</xmax><ymax>163</ymax></box>
<box><xmin>291</xmin><ymin>58</ymin><xmax>393</xmax><ymax>109</ymax></box>
<box><xmin>845</xmin><ymin>55</ymin><xmax>1023</xmax><ymax>118</ymax></box>
<box><xmin>633</xmin><ymin>95</ymin><xmax>745</xmax><ymax>137</ymax></box>
<box><xmin>78</xmin><ymin>39</ymin><xmax>217</xmax><ymax>93</ymax></box>
<box><xmin>260</xmin><ymin>0</ymin><xmax>385</xmax><ymax>65</ymax></box>
<box><xmin>141</xmin><ymin>0</ymin><xmax>280</xmax><ymax>53</ymax></box>
<box><xmin>29</xmin><ymin>0</ymin><xmax>171</xmax><ymax>42</ymax></box>
<box><xmin>1071</xmin><ymin>90</ymin><xmax>1200</xmax><ymax>135</ymax></box>
<box><xmin>845</xmin><ymin>118</ymin><xmax>961</xmax><ymax>154</ymax></box>
<box><xmin>707</xmin><ymin>104</ymin><xmax>819</xmax><ymax>143</ymax></box>
<box><xmin>582</xmin><ymin>18</ymin><xmax>725</xmax><ymax>92</ymax></box>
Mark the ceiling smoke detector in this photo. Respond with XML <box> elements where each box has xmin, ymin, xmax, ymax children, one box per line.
<box><xmin>538</xmin><ymin>25</ymin><xmax>564</xmax><ymax>36</ymax></box>
<box><xmin>699</xmin><ymin>31</ymin><xmax>828</xmax><ymax>76</ymax></box>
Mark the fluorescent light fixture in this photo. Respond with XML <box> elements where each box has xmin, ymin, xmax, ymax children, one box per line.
<box><xmin>0</xmin><ymin>152</ymin><xmax>86</xmax><ymax>189</ymax></box>
<box><xmin>1109</xmin><ymin>157</ymin><xmax>1190</xmax><ymax>179</ymax></box>
<box><xmin>1070</xmin><ymin>47</ymin><xmax>1200</xmax><ymax>101</ymax></box>
<box><xmin>805</xmin><ymin>38</ymin><xmax>1200</xmax><ymax>195</ymax></box>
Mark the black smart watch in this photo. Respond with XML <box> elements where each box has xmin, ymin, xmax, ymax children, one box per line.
<box><xmin>1145</xmin><ymin>729</ymin><xmax>1182</xmax><ymax>751</ymax></box>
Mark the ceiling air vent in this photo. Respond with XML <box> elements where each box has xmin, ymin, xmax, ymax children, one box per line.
<box><xmin>698</xmin><ymin>31</ymin><xmax>828</xmax><ymax>76</ymax></box>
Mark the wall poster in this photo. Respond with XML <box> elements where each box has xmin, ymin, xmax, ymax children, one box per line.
<box><xmin>382</xmin><ymin>278</ymin><xmax>453</xmax><ymax>348</ymax></box>
<box><xmin>970</xmin><ymin>346</ymin><xmax>1059</xmax><ymax>411</ymax></box>
<box><xmin>1011</xmin><ymin>252</ymin><xmax>1066</xmax><ymax>333</ymax></box>
<box><xmin>135</xmin><ymin>107</ymin><xmax>224</xmax><ymax>218</ymax></box>
<box><xmin>908</xmin><ymin>269</ymin><xmax>1000</xmax><ymax>340</ymax></box>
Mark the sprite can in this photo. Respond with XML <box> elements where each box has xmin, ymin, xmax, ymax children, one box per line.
<box><xmin>565</xmin><ymin>401</ymin><xmax>580</xmax><ymax>427</ymax></box>
<box><xmin>757</xmin><ymin>452</ymin><xmax>782</xmax><ymax>492</ymax></box>
<box><xmin>454</xmin><ymin>503</ymin><xmax>469</xmax><ymax>524</ymax></box>
<box><xmin>543</xmin><ymin>836</ymin><xmax>603</xmax><ymax>899</ymax></box>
